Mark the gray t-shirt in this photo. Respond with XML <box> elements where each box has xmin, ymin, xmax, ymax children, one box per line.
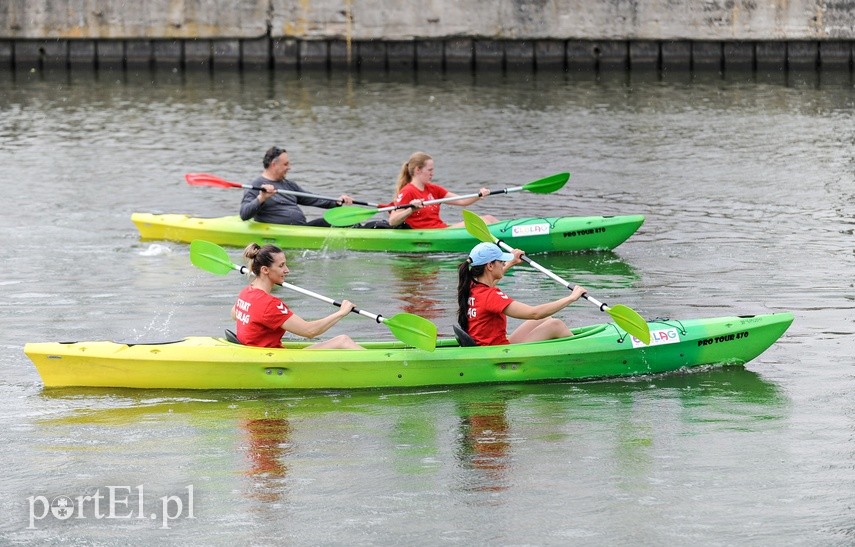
<box><xmin>239</xmin><ymin>176</ymin><xmax>338</xmax><ymax>225</ymax></box>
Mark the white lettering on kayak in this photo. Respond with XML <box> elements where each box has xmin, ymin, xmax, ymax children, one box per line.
<box><xmin>631</xmin><ymin>327</ymin><xmax>680</xmax><ymax>348</ymax></box>
<box><xmin>511</xmin><ymin>223</ymin><xmax>550</xmax><ymax>238</ymax></box>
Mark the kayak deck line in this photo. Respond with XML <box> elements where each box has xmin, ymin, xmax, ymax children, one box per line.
<box><xmin>131</xmin><ymin>213</ymin><xmax>645</xmax><ymax>253</ymax></box>
<box><xmin>24</xmin><ymin>313</ymin><xmax>794</xmax><ymax>390</ymax></box>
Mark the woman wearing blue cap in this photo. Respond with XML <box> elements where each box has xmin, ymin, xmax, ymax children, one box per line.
<box><xmin>456</xmin><ymin>242</ymin><xmax>588</xmax><ymax>346</ymax></box>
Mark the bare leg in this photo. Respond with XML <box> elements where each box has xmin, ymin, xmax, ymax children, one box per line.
<box><xmin>508</xmin><ymin>318</ymin><xmax>572</xmax><ymax>344</ymax></box>
<box><xmin>307</xmin><ymin>334</ymin><xmax>365</xmax><ymax>350</ymax></box>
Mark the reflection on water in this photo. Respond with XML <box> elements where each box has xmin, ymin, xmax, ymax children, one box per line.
<box><xmin>389</xmin><ymin>412</ymin><xmax>440</xmax><ymax>475</ymax></box>
<box><xmin>563</xmin><ymin>365</ymin><xmax>784</xmax><ymax>405</ymax></box>
<box><xmin>456</xmin><ymin>400</ymin><xmax>511</xmax><ymax>495</ymax></box>
<box><xmin>240</xmin><ymin>414</ymin><xmax>290</xmax><ymax>503</ymax></box>
<box><xmin>39</xmin><ymin>366</ymin><xmax>783</xmax><ymax>419</ymax></box>
<box><xmin>14</xmin><ymin>368</ymin><xmax>796</xmax><ymax>542</ymax></box>
<box><xmin>389</xmin><ymin>255</ymin><xmax>447</xmax><ymax>322</ymax></box>
<box><xmin>36</xmin><ymin>367</ymin><xmax>784</xmax><ymax>508</ymax></box>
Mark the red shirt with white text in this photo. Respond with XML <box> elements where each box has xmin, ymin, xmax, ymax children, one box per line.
<box><xmin>234</xmin><ymin>286</ymin><xmax>294</xmax><ymax>348</ymax></box>
<box><xmin>466</xmin><ymin>282</ymin><xmax>515</xmax><ymax>346</ymax></box>
<box><xmin>394</xmin><ymin>182</ymin><xmax>449</xmax><ymax>229</ymax></box>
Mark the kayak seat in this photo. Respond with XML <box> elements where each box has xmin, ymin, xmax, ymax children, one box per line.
<box><xmin>452</xmin><ymin>324</ymin><xmax>479</xmax><ymax>347</ymax></box>
<box><xmin>224</xmin><ymin>329</ymin><xmax>241</xmax><ymax>344</ymax></box>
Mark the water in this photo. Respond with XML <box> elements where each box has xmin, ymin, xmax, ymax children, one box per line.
<box><xmin>1</xmin><ymin>66</ymin><xmax>853</xmax><ymax>544</ymax></box>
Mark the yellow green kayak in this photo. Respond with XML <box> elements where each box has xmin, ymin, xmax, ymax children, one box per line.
<box><xmin>24</xmin><ymin>313</ymin><xmax>793</xmax><ymax>390</ymax></box>
<box><xmin>131</xmin><ymin>213</ymin><xmax>645</xmax><ymax>253</ymax></box>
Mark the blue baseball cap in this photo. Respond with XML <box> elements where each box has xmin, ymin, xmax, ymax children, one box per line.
<box><xmin>469</xmin><ymin>242</ymin><xmax>514</xmax><ymax>266</ymax></box>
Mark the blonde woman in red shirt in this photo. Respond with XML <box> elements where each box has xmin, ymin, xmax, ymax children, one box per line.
<box><xmin>456</xmin><ymin>242</ymin><xmax>587</xmax><ymax>346</ymax></box>
<box><xmin>389</xmin><ymin>152</ymin><xmax>500</xmax><ymax>229</ymax></box>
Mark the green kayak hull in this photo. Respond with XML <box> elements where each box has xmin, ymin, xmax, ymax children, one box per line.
<box><xmin>131</xmin><ymin>213</ymin><xmax>644</xmax><ymax>253</ymax></box>
<box><xmin>24</xmin><ymin>313</ymin><xmax>793</xmax><ymax>390</ymax></box>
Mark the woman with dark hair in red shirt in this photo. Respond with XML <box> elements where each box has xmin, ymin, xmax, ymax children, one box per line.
<box><xmin>456</xmin><ymin>242</ymin><xmax>587</xmax><ymax>346</ymax></box>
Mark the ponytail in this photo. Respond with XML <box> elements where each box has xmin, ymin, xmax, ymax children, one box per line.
<box><xmin>243</xmin><ymin>242</ymin><xmax>283</xmax><ymax>276</ymax></box>
<box><xmin>456</xmin><ymin>258</ymin><xmax>486</xmax><ymax>330</ymax></box>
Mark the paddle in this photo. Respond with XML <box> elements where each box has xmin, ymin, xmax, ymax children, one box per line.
<box><xmin>462</xmin><ymin>209</ymin><xmax>651</xmax><ymax>345</ymax></box>
<box><xmin>324</xmin><ymin>171</ymin><xmax>571</xmax><ymax>227</ymax></box>
<box><xmin>184</xmin><ymin>173</ymin><xmax>380</xmax><ymax>207</ymax></box>
<box><xmin>189</xmin><ymin>239</ymin><xmax>437</xmax><ymax>351</ymax></box>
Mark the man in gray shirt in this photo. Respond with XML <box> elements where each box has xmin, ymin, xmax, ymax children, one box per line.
<box><xmin>239</xmin><ymin>147</ymin><xmax>354</xmax><ymax>226</ymax></box>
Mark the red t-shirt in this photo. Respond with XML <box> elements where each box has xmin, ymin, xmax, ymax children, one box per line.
<box><xmin>466</xmin><ymin>282</ymin><xmax>515</xmax><ymax>346</ymax></box>
<box><xmin>394</xmin><ymin>182</ymin><xmax>449</xmax><ymax>229</ymax></box>
<box><xmin>233</xmin><ymin>286</ymin><xmax>294</xmax><ymax>348</ymax></box>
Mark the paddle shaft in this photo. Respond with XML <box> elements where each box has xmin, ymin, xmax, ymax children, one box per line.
<box><xmin>494</xmin><ymin>239</ymin><xmax>611</xmax><ymax>312</ymax></box>
<box><xmin>324</xmin><ymin>173</ymin><xmax>570</xmax><ymax>226</ymax></box>
<box><xmin>379</xmin><ymin>187</ymin><xmax>525</xmax><ymax>213</ymax></box>
<box><xmin>229</xmin><ymin>263</ymin><xmax>389</xmax><ymax>324</ymax></box>
<box><xmin>185</xmin><ymin>174</ymin><xmax>378</xmax><ymax>206</ymax></box>
<box><xmin>239</xmin><ymin>183</ymin><xmax>379</xmax><ymax>207</ymax></box>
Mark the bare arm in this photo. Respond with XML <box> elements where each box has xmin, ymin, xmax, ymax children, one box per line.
<box><xmin>280</xmin><ymin>300</ymin><xmax>355</xmax><ymax>339</ymax></box>
<box><xmin>503</xmin><ymin>286</ymin><xmax>587</xmax><ymax>320</ymax></box>
<box><xmin>441</xmin><ymin>188</ymin><xmax>490</xmax><ymax>207</ymax></box>
<box><xmin>388</xmin><ymin>201</ymin><xmax>419</xmax><ymax>227</ymax></box>
<box><xmin>500</xmin><ymin>248</ymin><xmax>525</xmax><ymax>275</ymax></box>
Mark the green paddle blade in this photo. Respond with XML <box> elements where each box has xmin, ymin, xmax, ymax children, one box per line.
<box><xmin>522</xmin><ymin>172</ymin><xmax>571</xmax><ymax>194</ymax></box>
<box><xmin>384</xmin><ymin>313</ymin><xmax>438</xmax><ymax>352</ymax></box>
<box><xmin>462</xmin><ymin>209</ymin><xmax>497</xmax><ymax>243</ymax></box>
<box><xmin>324</xmin><ymin>206</ymin><xmax>379</xmax><ymax>227</ymax></box>
<box><xmin>607</xmin><ymin>304</ymin><xmax>651</xmax><ymax>345</ymax></box>
<box><xmin>190</xmin><ymin>239</ymin><xmax>236</xmax><ymax>276</ymax></box>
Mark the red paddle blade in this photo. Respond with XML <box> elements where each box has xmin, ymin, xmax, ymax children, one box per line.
<box><xmin>184</xmin><ymin>173</ymin><xmax>242</xmax><ymax>189</ymax></box>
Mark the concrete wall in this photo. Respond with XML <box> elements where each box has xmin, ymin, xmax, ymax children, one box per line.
<box><xmin>3</xmin><ymin>0</ymin><xmax>855</xmax><ymax>41</ymax></box>
<box><xmin>273</xmin><ymin>0</ymin><xmax>855</xmax><ymax>41</ymax></box>
<box><xmin>1</xmin><ymin>1</ymin><xmax>853</xmax><ymax>71</ymax></box>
